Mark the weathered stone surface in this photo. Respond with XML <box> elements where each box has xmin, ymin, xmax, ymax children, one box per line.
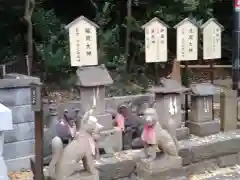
<box><xmin>185</xmin><ymin>159</ymin><xmax>219</xmax><ymax>175</ymax></box>
<box><xmin>177</xmin><ymin>127</ymin><xmax>189</xmax><ymax>140</ymax></box>
<box><xmin>136</xmin><ymin>155</ymin><xmax>185</xmax><ymax>180</ymax></box>
<box><xmin>4</xmin><ymin>122</ymin><xmax>34</xmax><ymax>143</ymax></box>
<box><xmin>98</xmin><ymin>158</ymin><xmax>136</xmax><ymax>180</ymax></box>
<box><xmin>187</xmin><ymin>120</ymin><xmax>220</xmax><ymax>137</ymax></box>
<box><xmin>137</xmin><ymin>166</ymin><xmax>186</xmax><ymax>180</ymax></box>
<box><xmin>3</xmin><ymin>139</ymin><xmax>34</xmax><ymax>160</ymax></box>
<box><xmin>220</xmin><ymin>90</ymin><xmax>238</xmax><ymax>131</ymax></box>
<box><xmin>10</xmin><ymin>105</ymin><xmax>34</xmax><ymax>124</ymax></box>
<box><xmin>5</xmin><ymin>155</ymin><xmax>33</xmax><ymax>172</ymax></box>
<box><xmin>179</xmin><ymin>131</ymin><xmax>240</xmax><ymax>163</ymax></box>
<box><xmin>217</xmin><ymin>154</ymin><xmax>238</xmax><ymax>168</ymax></box>
<box><xmin>0</xmin><ymin>88</ymin><xmax>31</xmax><ymax>106</ymax></box>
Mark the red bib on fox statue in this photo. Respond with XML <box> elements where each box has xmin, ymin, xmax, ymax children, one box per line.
<box><xmin>115</xmin><ymin>113</ymin><xmax>125</xmax><ymax>132</ymax></box>
<box><xmin>141</xmin><ymin>124</ymin><xmax>157</xmax><ymax>145</ymax></box>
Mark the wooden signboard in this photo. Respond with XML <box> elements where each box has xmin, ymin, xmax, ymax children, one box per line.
<box><xmin>65</xmin><ymin>16</ymin><xmax>99</xmax><ymax>67</ymax></box>
<box><xmin>201</xmin><ymin>18</ymin><xmax>223</xmax><ymax>60</ymax></box>
<box><xmin>142</xmin><ymin>17</ymin><xmax>169</xmax><ymax>63</ymax></box>
<box><xmin>174</xmin><ymin>18</ymin><xmax>198</xmax><ymax>61</ymax></box>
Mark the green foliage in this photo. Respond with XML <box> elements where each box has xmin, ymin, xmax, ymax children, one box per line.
<box><xmin>0</xmin><ymin>0</ymin><xmax>232</xmax><ymax>95</ymax></box>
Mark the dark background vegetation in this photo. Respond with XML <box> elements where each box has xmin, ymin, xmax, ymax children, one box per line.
<box><xmin>0</xmin><ymin>0</ymin><xmax>233</xmax><ymax>96</ymax></box>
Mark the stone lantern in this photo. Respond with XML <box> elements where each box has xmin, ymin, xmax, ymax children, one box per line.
<box><xmin>188</xmin><ymin>83</ymin><xmax>220</xmax><ymax>136</ymax></box>
<box><xmin>76</xmin><ymin>64</ymin><xmax>122</xmax><ymax>152</ymax></box>
<box><xmin>148</xmin><ymin>78</ymin><xmax>190</xmax><ymax>140</ymax></box>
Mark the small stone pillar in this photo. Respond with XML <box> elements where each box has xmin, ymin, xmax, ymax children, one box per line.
<box><xmin>220</xmin><ymin>89</ymin><xmax>237</xmax><ymax>131</ymax></box>
<box><xmin>76</xmin><ymin>65</ymin><xmax>122</xmax><ymax>152</ymax></box>
<box><xmin>76</xmin><ymin>65</ymin><xmax>113</xmax><ymax>128</ymax></box>
<box><xmin>0</xmin><ymin>103</ymin><xmax>13</xmax><ymax>180</ymax></box>
<box><xmin>188</xmin><ymin>83</ymin><xmax>220</xmax><ymax>136</ymax></box>
<box><xmin>148</xmin><ymin>78</ymin><xmax>189</xmax><ymax>140</ymax></box>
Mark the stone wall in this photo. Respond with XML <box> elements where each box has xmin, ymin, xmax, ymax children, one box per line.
<box><xmin>0</xmin><ymin>76</ymin><xmax>39</xmax><ymax>171</ymax></box>
<box><xmin>43</xmin><ymin>130</ymin><xmax>240</xmax><ymax>180</ymax></box>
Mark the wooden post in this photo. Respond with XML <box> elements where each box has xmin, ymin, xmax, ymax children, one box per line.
<box><xmin>30</xmin><ymin>82</ymin><xmax>43</xmax><ymax>180</ymax></box>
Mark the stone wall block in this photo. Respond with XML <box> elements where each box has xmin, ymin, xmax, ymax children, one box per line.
<box><xmin>191</xmin><ymin>138</ymin><xmax>240</xmax><ymax>162</ymax></box>
<box><xmin>4</xmin><ymin>122</ymin><xmax>34</xmax><ymax>143</ymax></box>
<box><xmin>10</xmin><ymin>105</ymin><xmax>34</xmax><ymax>124</ymax></box>
<box><xmin>0</xmin><ymin>88</ymin><xmax>31</xmax><ymax>106</ymax></box>
<box><xmin>3</xmin><ymin>140</ymin><xmax>34</xmax><ymax>160</ymax></box>
<box><xmin>217</xmin><ymin>154</ymin><xmax>238</xmax><ymax>168</ymax></box>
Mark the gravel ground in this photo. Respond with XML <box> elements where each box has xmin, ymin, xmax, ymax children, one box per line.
<box><xmin>8</xmin><ymin>165</ymin><xmax>240</xmax><ymax>180</ymax></box>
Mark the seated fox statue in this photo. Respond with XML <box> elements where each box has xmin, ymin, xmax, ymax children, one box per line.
<box><xmin>48</xmin><ymin>104</ymin><xmax>104</xmax><ymax>180</ymax></box>
<box><xmin>141</xmin><ymin>108</ymin><xmax>179</xmax><ymax>161</ymax></box>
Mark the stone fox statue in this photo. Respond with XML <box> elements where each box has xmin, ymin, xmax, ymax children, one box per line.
<box><xmin>142</xmin><ymin>108</ymin><xmax>179</xmax><ymax>160</ymax></box>
<box><xmin>48</xmin><ymin>106</ymin><xmax>104</xmax><ymax>180</ymax></box>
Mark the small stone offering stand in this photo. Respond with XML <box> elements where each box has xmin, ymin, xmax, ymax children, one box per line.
<box><xmin>188</xmin><ymin>83</ymin><xmax>220</xmax><ymax>136</ymax></box>
<box><xmin>148</xmin><ymin>78</ymin><xmax>190</xmax><ymax>140</ymax></box>
<box><xmin>76</xmin><ymin>64</ymin><xmax>122</xmax><ymax>152</ymax></box>
<box><xmin>0</xmin><ymin>103</ymin><xmax>13</xmax><ymax>180</ymax></box>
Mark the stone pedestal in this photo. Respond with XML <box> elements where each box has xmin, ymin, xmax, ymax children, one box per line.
<box><xmin>220</xmin><ymin>90</ymin><xmax>237</xmax><ymax>131</ymax></box>
<box><xmin>43</xmin><ymin>166</ymin><xmax>99</xmax><ymax>180</ymax></box>
<box><xmin>0</xmin><ymin>103</ymin><xmax>13</xmax><ymax>179</ymax></box>
<box><xmin>188</xmin><ymin>83</ymin><xmax>220</xmax><ymax>137</ymax></box>
<box><xmin>76</xmin><ymin>65</ymin><xmax>122</xmax><ymax>152</ymax></box>
<box><xmin>136</xmin><ymin>155</ymin><xmax>185</xmax><ymax>180</ymax></box>
<box><xmin>148</xmin><ymin>78</ymin><xmax>190</xmax><ymax>140</ymax></box>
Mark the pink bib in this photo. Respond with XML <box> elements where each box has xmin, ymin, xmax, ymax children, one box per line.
<box><xmin>116</xmin><ymin>113</ymin><xmax>125</xmax><ymax>131</ymax></box>
<box><xmin>141</xmin><ymin>124</ymin><xmax>156</xmax><ymax>145</ymax></box>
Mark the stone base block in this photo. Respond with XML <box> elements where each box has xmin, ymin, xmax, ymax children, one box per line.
<box><xmin>5</xmin><ymin>155</ymin><xmax>33</xmax><ymax>172</ymax></box>
<box><xmin>136</xmin><ymin>155</ymin><xmax>185</xmax><ymax>180</ymax></box>
<box><xmin>0</xmin><ymin>156</ymin><xmax>8</xmax><ymax>180</ymax></box>
<box><xmin>187</xmin><ymin>120</ymin><xmax>220</xmax><ymax>137</ymax></box>
<box><xmin>176</xmin><ymin>127</ymin><xmax>189</xmax><ymax>140</ymax></box>
<box><xmin>95</xmin><ymin>113</ymin><xmax>113</xmax><ymax>129</ymax></box>
<box><xmin>44</xmin><ymin>166</ymin><xmax>99</xmax><ymax>180</ymax></box>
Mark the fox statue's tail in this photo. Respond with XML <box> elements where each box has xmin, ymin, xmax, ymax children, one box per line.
<box><xmin>48</xmin><ymin>136</ymin><xmax>64</xmax><ymax>179</ymax></box>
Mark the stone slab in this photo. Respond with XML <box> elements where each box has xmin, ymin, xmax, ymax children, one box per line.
<box><xmin>185</xmin><ymin>159</ymin><xmax>219</xmax><ymax>175</ymax></box>
<box><xmin>44</xmin><ymin>167</ymin><xmax>99</xmax><ymax>180</ymax></box>
<box><xmin>176</xmin><ymin>127</ymin><xmax>189</xmax><ymax>140</ymax></box>
<box><xmin>217</xmin><ymin>154</ymin><xmax>238</xmax><ymax>168</ymax></box>
<box><xmin>3</xmin><ymin>139</ymin><xmax>34</xmax><ymax>160</ymax></box>
<box><xmin>187</xmin><ymin>120</ymin><xmax>220</xmax><ymax>137</ymax></box>
<box><xmin>137</xmin><ymin>155</ymin><xmax>182</xmax><ymax>172</ymax></box>
<box><xmin>5</xmin><ymin>155</ymin><xmax>33</xmax><ymax>172</ymax></box>
<box><xmin>0</xmin><ymin>88</ymin><xmax>31</xmax><ymax>106</ymax></box>
<box><xmin>4</xmin><ymin>122</ymin><xmax>34</xmax><ymax>143</ymax></box>
<box><xmin>179</xmin><ymin>130</ymin><xmax>240</xmax><ymax>164</ymax></box>
<box><xmin>136</xmin><ymin>155</ymin><xmax>185</xmax><ymax>180</ymax></box>
<box><xmin>10</xmin><ymin>105</ymin><xmax>34</xmax><ymax>124</ymax></box>
<box><xmin>137</xmin><ymin>166</ymin><xmax>186</xmax><ymax>180</ymax></box>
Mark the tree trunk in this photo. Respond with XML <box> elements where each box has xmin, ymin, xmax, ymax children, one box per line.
<box><xmin>24</xmin><ymin>0</ymin><xmax>35</xmax><ymax>76</ymax></box>
<box><xmin>124</xmin><ymin>0</ymin><xmax>132</xmax><ymax>73</ymax></box>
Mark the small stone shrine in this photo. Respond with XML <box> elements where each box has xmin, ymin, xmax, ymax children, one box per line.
<box><xmin>148</xmin><ymin>78</ymin><xmax>190</xmax><ymax>140</ymax></box>
<box><xmin>0</xmin><ymin>103</ymin><xmax>12</xmax><ymax>180</ymax></box>
<box><xmin>188</xmin><ymin>83</ymin><xmax>220</xmax><ymax>136</ymax></box>
<box><xmin>76</xmin><ymin>64</ymin><xmax>122</xmax><ymax>153</ymax></box>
